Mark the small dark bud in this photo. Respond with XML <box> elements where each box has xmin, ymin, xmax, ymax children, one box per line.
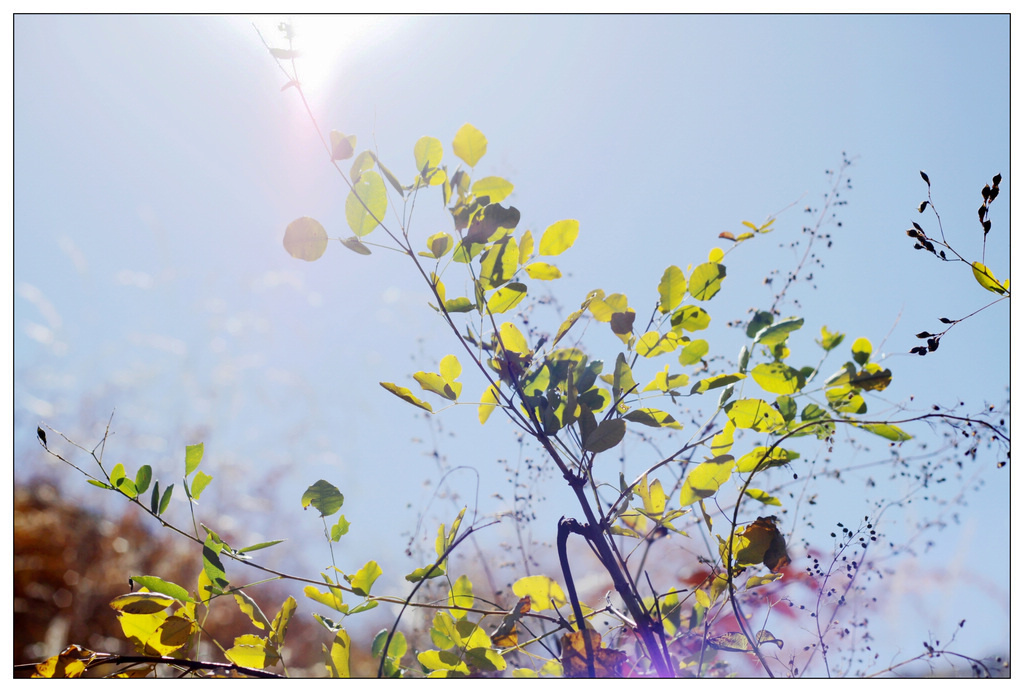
<box><xmin>920</xmin><ymin>171</ymin><xmax>930</xmax><ymax>184</ymax></box>
<box><xmin>916</xmin><ymin>332</ymin><xmax>932</xmax><ymax>338</ymax></box>
<box><xmin>939</xmin><ymin>250</ymin><xmax>946</xmax><ymax>259</ymax></box>
<box><xmin>912</xmin><ymin>221</ymin><xmax>924</xmax><ymax>232</ymax></box>
<box><xmin>906</xmin><ymin>229</ymin><xmax>921</xmax><ymax>238</ymax></box>
<box><xmin>993</xmin><ymin>173</ymin><xmax>1002</xmax><ymax>186</ymax></box>
<box><xmin>910</xmin><ymin>346</ymin><xmax>928</xmax><ymax>356</ymax></box>
<box><xmin>979</xmin><ymin>205</ymin><xmax>987</xmax><ymax>222</ymax></box>
<box><xmin>989</xmin><ymin>186</ymin><xmax>999</xmax><ymax>201</ymax></box>
<box><xmin>918</xmin><ymin>201</ymin><xmax>929</xmax><ymax>213</ymax></box>
<box><xmin>983</xmin><ymin>220</ymin><xmax>992</xmax><ymax>234</ymax></box>
<box><xmin>37</xmin><ymin>427</ymin><xmax>47</xmax><ymax>446</ymax></box>
<box><xmin>939</xmin><ymin>317</ymin><xmax>952</xmax><ymax>324</ymax></box>
<box><xmin>982</xmin><ymin>184</ymin><xmax>991</xmax><ymax>200</ymax></box>
<box><xmin>927</xmin><ymin>337</ymin><xmax>940</xmax><ymax>352</ymax></box>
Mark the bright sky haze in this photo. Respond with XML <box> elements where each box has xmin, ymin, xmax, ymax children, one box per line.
<box><xmin>13</xmin><ymin>14</ymin><xmax>1011</xmax><ymax>672</ymax></box>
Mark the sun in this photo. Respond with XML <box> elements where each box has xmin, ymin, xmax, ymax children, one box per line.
<box><xmin>245</xmin><ymin>15</ymin><xmax>405</xmax><ymax>97</ymax></box>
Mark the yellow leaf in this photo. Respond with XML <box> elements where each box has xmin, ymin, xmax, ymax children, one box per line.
<box><xmin>524</xmin><ymin>261</ymin><xmax>562</xmax><ymax>280</ymax></box>
<box><xmin>972</xmin><ymin>261</ymin><xmax>1008</xmax><ymax>295</ymax></box>
<box><xmin>512</xmin><ymin>575</ymin><xmax>567</xmax><ymax>611</ymax></box>
<box><xmin>538</xmin><ymin>219</ymin><xmax>580</xmax><ymax>256</ymax></box>
<box><xmin>472</xmin><ymin>176</ymin><xmax>514</xmax><ymax>204</ymax></box>
<box><xmin>452</xmin><ymin>123</ymin><xmax>487</xmax><ymax>167</ymax></box>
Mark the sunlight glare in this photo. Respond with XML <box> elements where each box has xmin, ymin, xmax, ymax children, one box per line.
<box><xmin>248</xmin><ymin>15</ymin><xmax>401</xmax><ymax>98</ymax></box>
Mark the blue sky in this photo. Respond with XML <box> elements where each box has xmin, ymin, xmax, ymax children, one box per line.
<box><xmin>13</xmin><ymin>14</ymin><xmax>1010</xmax><ymax>672</ymax></box>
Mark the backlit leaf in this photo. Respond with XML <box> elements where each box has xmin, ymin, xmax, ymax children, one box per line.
<box><xmin>679</xmin><ymin>455</ymin><xmax>735</xmax><ymax>506</ymax></box>
<box><xmin>688</xmin><ymin>262</ymin><xmax>726</xmax><ymax>301</ymax></box>
<box><xmin>859</xmin><ymin>423</ymin><xmax>912</xmax><ymax>441</ymax></box>
<box><xmin>671</xmin><ymin>304</ymin><xmax>711</xmax><ymax>332</ymax></box>
<box><xmin>349</xmin><ymin>560</ymin><xmax>382</xmax><ymax>596</ymax></box>
<box><xmin>487</xmin><ymin>282</ymin><xmax>528</xmax><ymax>313</ymax></box>
<box><xmin>724</xmin><ymin>398</ymin><xmax>786</xmax><ymax>432</ymax></box>
<box><xmin>751</xmin><ymin>362</ymin><xmax>804</xmax><ymax>395</ymax></box>
<box><xmin>414</xmin><ymin>136</ymin><xmax>443</xmax><ymax>173</ymax></box>
<box><xmin>472</xmin><ymin>176</ymin><xmax>514</xmax><ymax>204</ymax></box>
<box><xmin>380</xmin><ymin>382</ymin><xmax>433</xmax><ymax>412</ymax></box>
<box><xmin>690</xmin><ymin>372</ymin><xmax>745</xmax><ymax>394</ymax></box>
<box><xmin>512</xmin><ymin>575</ymin><xmax>566</xmax><ymax>612</ymax></box>
<box><xmin>340</xmin><ymin>236</ymin><xmax>372</xmax><ymax>255</ymax></box>
<box><xmin>657</xmin><ymin>265</ymin><xmax>686</xmax><ymax>314</ymax></box>
<box><xmin>754</xmin><ymin>317</ymin><xmax>804</xmax><ymax>346</ymax></box>
<box><xmin>301</xmin><ymin>480</ymin><xmax>344</xmax><ymax>517</ymax></box>
<box><xmin>851</xmin><ymin>337</ymin><xmax>872</xmax><ymax>366</ymax></box>
<box><xmin>452</xmin><ymin>123</ymin><xmax>487</xmax><ymax>167</ymax></box>
<box><xmin>678</xmin><ymin>338</ymin><xmax>710</xmax><ymax>366</ymax></box>
<box><xmin>524</xmin><ymin>261</ymin><xmax>562</xmax><ymax>280</ymax></box>
<box><xmin>972</xmin><ymin>261</ymin><xmax>1008</xmax><ymax>295</ymax></box>
<box><xmin>623</xmin><ymin>408</ymin><xmax>682</xmax><ymax>430</ymax></box>
<box><xmin>329</xmin><ymin>130</ymin><xmax>356</xmax><ymax>161</ymax></box>
<box><xmin>584</xmin><ymin>419</ymin><xmax>626</xmax><ymax>453</ymax></box>
<box><xmin>345</xmin><ymin>171</ymin><xmax>387</xmax><ymax>237</ymax></box>
<box><xmin>284</xmin><ymin>217</ymin><xmax>328</xmax><ymax>261</ymax></box>
<box><xmin>538</xmin><ymin>219</ymin><xmax>580</xmax><ymax>256</ymax></box>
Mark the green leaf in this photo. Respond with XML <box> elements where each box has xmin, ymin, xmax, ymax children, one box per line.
<box><xmin>405</xmin><ymin>564</ymin><xmax>446</xmax><ymax>582</ymax></box>
<box><xmin>751</xmin><ymin>362</ymin><xmax>805</xmax><ymax>395</ymax></box>
<box><xmin>423</xmin><ymin>232</ymin><xmax>454</xmax><ymax>259</ymax></box>
<box><xmin>348</xmin><ymin>560</ymin><xmax>382</xmax><ymax>596</ymax></box>
<box><xmin>678</xmin><ymin>338</ymin><xmax>710</xmax><ymax>366</ymax></box>
<box><xmin>657</xmin><ymin>265</ymin><xmax>687</xmax><ymax>314</ymax></box>
<box><xmin>190</xmin><ymin>471</ymin><xmax>213</xmax><ymax>501</ymax></box>
<box><xmin>671</xmin><ymin>305</ymin><xmax>711</xmax><ymax>333</ymax></box>
<box><xmin>237</xmin><ymin>540</ymin><xmax>285</xmax><ymax>554</ymax></box>
<box><xmin>735</xmin><ymin>446</ymin><xmax>792</xmax><ymax>473</ymax></box>
<box><xmin>635</xmin><ymin>331</ymin><xmax>681</xmax><ymax>358</ymax></box>
<box><xmin>129</xmin><ymin>576</ymin><xmax>193</xmax><ymax>603</ymax></box>
<box><xmin>859</xmin><ymin>423</ymin><xmax>913</xmax><ymax>441</ymax></box>
<box><xmin>690</xmin><ymin>372</ymin><xmax>745</xmax><ymax>394</ymax></box>
<box><xmin>826</xmin><ymin>385</ymin><xmax>867</xmax><ymax>414</ymax></box>
<box><xmin>688</xmin><ymin>262</ymin><xmax>726</xmax><ymax>301</ymax></box>
<box><xmin>453</xmin><ymin>123</ymin><xmax>487</xmax><ymax>167</ymax></box>
<box><xmin>414</xmin><ymin>136</ymin><xmax>443</xmax><ymax>173</ymax></box>
<box><xmin>345</xmin><ymin>171</ymin><xmax>387</xmax><ymax>237</ymax></box>
<box><xmin>583</xmin><ymin>418</ymin><xmax>627</xmax><ymax>454</ymax></box>
<box><xmin>724</xmin><ymin>398</ymin><xmax>786</xmax><ymax>433</ymax></box>
<box><xmin>380</xmin><ymin>382</ymin><xmax>433</xmax><ymax>412</ymax></box>
<box><xmin>301</xmin><ymin>480</ymin><xmax>344</xmax><ymax>517</ymax></box>
<box><xmin>87</xmin><ymin>479</ymin><xmax>113</xmax><ymax>490</ymax></box>
<box><xmin>283</xmin><ymin>217</ymin><xmax>329</xmax><ymax>261</ymax></box>
<box><xmin>444</xmin><ymin>297</ymin><xmax>475</xmax><ymax>313</ymax></box>
<box><xmin>159</xmin><ymin>484</ymin><xmax>174</xmax><ymax>514</ymax></box>
<box><xmin>679</xmin><ymin>455</ymin><xmax>735</xmax><ymax>506</ymax></box>
<box><xmin>330</xmin><ymin>514</ymin><xmax>351</xmax><ymax>541</ymax></box>
<box><xmin>744</xmin><ymin>488</ymin><xmax>782</xmax><ymax>506</ymax></box>
<box><xmin>754</xmin><ymin>317</ymin><xmax>804</xmax><ymax>346</ymax></box>
<box><xmin>471</xmin><ymin>176</ymin><xmax>514</xmax><ymax>204</ymax></box>
<box><xmin>202</xmin><ymin>534</ymin><xmax>229</xmax><ymax>591</ymax></box>
<box><xmin>817</xmin><ymin>325</ymin><xmax>845</xmax><ymax>351</ymax></box>
<box><xmin>746</xmin><ymin>310</ymin><xmax>773</xmax><ymax>338</ymax></box>
<box><xmin>185</xmin><ymin>442</ymin><xmax>204</xmax><ymax>476</ymax></box>
<box><xmin>623</xmin><ymin>408</ymin><xmax>683</xmax><ymax>430</ymax></box>
<box><xmin>134</xmin><ymin>465</ymin><xmax>152</xmax><ymax>494</ymax></box>
<box><xmin>538</xmin><ymin>219</ymin><xmax>579</xmax><ymax>256</ymax></box>
<box><xmin>349</xmin><ymin>150</ymin><xmax>374</xmax><ymax>180</ymax></box>
<box><xmin>972</xmin><ymin>261</ymin><xmax>1009</xmax><ymax>295</ymax></box>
